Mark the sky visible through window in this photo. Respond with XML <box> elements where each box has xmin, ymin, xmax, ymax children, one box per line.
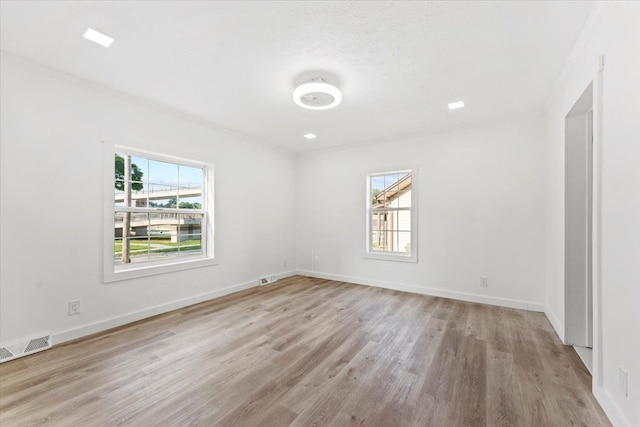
<box><xmin>131</xmin><ymin>156</ymin><xmax>203</xmax><ymax>188</ymax></box>
<box><xmin>116</xmin><ymin>154</ymin><xmax>204</xmax><ymax>208</ymax></box>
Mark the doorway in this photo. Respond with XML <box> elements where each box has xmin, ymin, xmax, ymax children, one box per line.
<box><xmin>564</xmin><ymin>82</ymin><xmax>593</xmax><ymax>372</ymax></box>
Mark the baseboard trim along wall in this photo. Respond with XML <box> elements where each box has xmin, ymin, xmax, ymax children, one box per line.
<box><xmin>593</xmin><ymin>385</ymin><xmax>632</xmax><ymax>427</ymax></box>
<box><xmin>52</xmin><ymin>270</ymin><xmax>297</xmax><ymax>346</ymax></box>
<box><xmin>296</xmin><ymin>270</ymin><xmax>546</xmax><ymax>313</ymax></box>
<box><xmin>46</xmin><ymin>269</ymin><xmax>556</xmax><ymax>349</ymax></box>
<box><xmin>544</xmin><ymin>306</ymin><xmax>564</xmax><ymax>343</ymax></box>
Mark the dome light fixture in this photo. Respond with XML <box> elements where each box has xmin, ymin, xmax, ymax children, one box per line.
<box><xmin>293</xmin><ymin>78</ymin><xmax>342</xmax><ymax>110</ymax></box>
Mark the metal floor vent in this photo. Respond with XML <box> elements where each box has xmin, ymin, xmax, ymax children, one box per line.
<box><xmin>0</xmin><ymin>334</ymin><xmax>52</xmax><ymax>363</ymax></box>
<box><xmin>0</xmin><ymin>348</ymin><xmax>14</xmax><ymax>361</ymax></box>
<box><xmin>25</xmin><ymin>336</ymin><xmax>50</xmax><ymax>353</ymax></box>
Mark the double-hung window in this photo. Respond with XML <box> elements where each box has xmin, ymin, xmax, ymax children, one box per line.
<box><xmin>104</xmin><ymin>144</ymin><xmax>214</xmax><ymax>282</ymax></box>
<box><xmin>365</xmin><ymin>169</ymin><xmax>417</xmax><ymax>262</ymax></box>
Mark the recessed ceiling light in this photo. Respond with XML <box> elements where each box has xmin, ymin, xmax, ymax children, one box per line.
<box><xmin>304</xmin><ymin>133</ymin><xmax>317</xmax><ymax>140</ymax></box>
<box><xmin>448</xmin><ymin>100</ymin><xmax>465</xmax><ymax>110</ymax></box>
<box><xmin>83</xmin><ymin>28</ymin><xmax>114</xmax><ymax>48</ymax></box>
<box><xmin>294</xmin><ymin>79</ymin><xmax>342</xmax><ymax>110</ymax></box>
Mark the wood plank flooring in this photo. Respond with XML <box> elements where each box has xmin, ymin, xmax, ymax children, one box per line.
<box><xmin>0</xmin><ymin>276</ymin><xmax>611</xmax><ymax>426</ymax></box>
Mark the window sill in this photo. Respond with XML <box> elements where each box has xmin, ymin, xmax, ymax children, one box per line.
<box><xmin>104</xmin><ymin>256</ymin><xmax>217</xmax><ymax>283</ymax></box>
<box><xmin>363</xmin><ymin>252</ymin><xmax>417</xmax><ymax>263</ymax></box>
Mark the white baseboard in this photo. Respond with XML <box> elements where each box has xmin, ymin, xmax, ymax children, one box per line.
<box><xmin>296</xmin><ymin>270</ymin><xmax>545</xmax><ymax>313</ymax></box>
<box><xmin>53</xmin><ymin>270</ymin><xmax>297</xmax><ymax>345</ymax></box>
<box><xmin>593</xmin><ymin>385</ymin><xmax>632</xmax><ymax>427</ymax></box>
<box><xmin>543</xmin><ymin>305</ymin><xmax>564</xmax><ymax>343</ymax></box>
<box><xmin>276</xmin><ymin>270</ymin><xmax>297</xmax><ymax>281</ymax></box>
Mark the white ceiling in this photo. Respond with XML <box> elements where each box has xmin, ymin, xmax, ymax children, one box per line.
<box><xmin>0</xmin><ymin>1</ymin><xmax>595</xmax><ymax>152</ymax></box>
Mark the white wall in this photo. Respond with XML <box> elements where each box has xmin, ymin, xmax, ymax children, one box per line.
<box><xmin>0</xmin><ymin>55</ymin><xmax>296</xmax><ymax>346</ymax></box>
<box><xmin>544</xmin><ymin>3</ymin><xmax>640</xmax><ymax>426</ymax></box>
<box><xmin>296</xmin><ymin>117</ymin><xmax>547</xmax><ymax>310</ymax></box>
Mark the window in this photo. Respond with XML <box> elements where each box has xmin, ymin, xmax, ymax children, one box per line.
<box><xmin>365</xmin><ymin>169</ymin><xmax>417</xmax><ymax>262</ymax></box>
<box><xmin>104</xmin><ymin>144</ymin><xmax>215</xmax><ymax>282</ymax></box>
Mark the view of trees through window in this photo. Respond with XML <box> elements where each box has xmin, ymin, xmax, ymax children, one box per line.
<box><xmin>369</xmin><ymin>171</ymin><xmax>412</xmax><ymax>254</ymax></box>
<box><xmin>114</xmin><ymin>153</ymin><xmax>205</xmax><ymax>266</ymax></box>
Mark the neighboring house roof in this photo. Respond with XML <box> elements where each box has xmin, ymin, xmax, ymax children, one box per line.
<box><xmin>373</xmin><ymin>174</ymin><xmax>411</xmax><ymax>208</ymax></box>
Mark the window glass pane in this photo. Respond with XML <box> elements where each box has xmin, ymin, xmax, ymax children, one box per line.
<box><xmin>116</xmin><ymin>181</ymin><xmax>146</xmax><ymax>208</ymax></box>
<box><xmin>371</xmin><ymin>230</ymin><xmax>384</xmax><ymax>251</ymax></box>
<box><xmin>149</xmin><ymin>159</ymin><xmax>178</xmax><ymax>185</ymax></box>
<box><xmin>370</xmin><ymin>175</ymin><xmax>385</xmax><ymax>207</ymax></box>
<box><xmin>396</xmin><ymin>231</ymin><xmax>411</xmax><ymax>253</ymax></box>
<box><xmin>114</xmin><ymin>238</ymin><xmax>122</xmax><ymax>265</ymax></box>
<box><xmin>129</xmin><ymin>156</ymin><xmax>148</xmax><ymax>205</ymax></box>
<box><xmin>383</xmin><ymin>173</ymin><xmax>399</xmax><ymax>207</ymax></box>
<box><xmin>147</xmin><ymin>212</ymin><xmax>175</xmax><ymax>258</ymax></box>
<box><xmin>114</xmin><ymin>211</ymin><xmax>127</xmax><ymax>264</ymax></box>
<box><xmin>397</xmin><ymin>210</ymin><xmax>411</xmax><ymax>232</ymax></box>
<box><xmin>179</xmin><ymin>165</ymin><xmax>203</xmax><ymax>188</ymax></box>
<box><xmin>177</xmin><ymin>213</ymin><xmax>203</xmax><ymax>241</ymax></box>
<box><xmin>115</xmin><ymin>179</ymin><xmax>125</xmax><ymax>207</ymax></box>
<box><xmin>387</xmin><ymin>182</ymin><xmax>401</xmax><ymax>209</ymax></box>
<box><xmin>148</xmin><ymin>184</ymin><xmax>178</xmax><ymax>208</ymax></box>
<box><xmin>371</xmin><ymin>211</ymin><xmax>388</xmax><ymax>235</ymax></box>
<box><xmin>178</xmin><ymin>195</ymin><xmax>203</xmax><ymax>209</ymax></box>
<box><xmin>128</xmin><ymin>236</ymin><xmax>150</xmax><ymax>263</ymax></box>
<box><xmin>115</xmin><ymin>153</ymin><xmax>147</xmax><ymax>208</ymax></box>
<box><xmin>399</xmin><ymin>173</ymin><xmax>411</xmax><ymax>208</ymax></box>
<box><xmin>179</xmin><ymin>234</ymin><xmax>202</xmax><ymax>257</ymax></box>
<box><xmin>149</xmin><ymin>212</ymin><xmax>176</xmax><ymax>239</ymax></box>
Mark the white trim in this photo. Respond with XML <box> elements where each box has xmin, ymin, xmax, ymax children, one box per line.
<box><xmin>544</xmin><ymin>305</ymin><xmax>565</xmax><ymax>344</ymax></box>
<box><xmin>364</xmin><ymin>168</ymin><xmax>418</xmax><ymax>263</ymax></box>
<box><xmin>592</xmin><ymin>55</ymin><xmax>605</xmax><ymax>389</ymax></box>
<box><xmin>543</xmin><ymin>2</ymin><xmax>609</xmax><ymax>112</ymax></box>
<box><xmin>296</xmin><ymin>270</ymin><xmax>545</xmax><ymax>312</ymax></box>
<box><xmin>593</xmin><ymin>385</ymin><xmax>632</xmax><ymax>427</ymax></box>
<box><xmin>54</xmin><ymin>270</ymin><xmax>297</xmax><ymax>345</ymax></box>
<box><xmin>104</xmin><ymin>257</ymin><xmax>218</xmax><ymax>283</ymax></box>
<box><xmin>102</xmin><ymin>141</ymin><xmax>216</xmax><ymax>283</ymax></box>
<box><xmin>113</xmin><ymin>145</ymin><xmax>210</xmax><ymax>169</ymax></box>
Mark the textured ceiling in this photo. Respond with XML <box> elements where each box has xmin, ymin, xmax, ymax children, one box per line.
<box><xmin>0</xmin><ymin>1</ymin><xmax>595</xmax><ymax>152</ymax></box>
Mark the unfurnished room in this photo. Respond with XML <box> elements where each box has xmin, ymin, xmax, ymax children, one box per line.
<box><xmin>0</xmin><ymin>1</ymin><xmax>639</xmax><ymax>426</ymax></box>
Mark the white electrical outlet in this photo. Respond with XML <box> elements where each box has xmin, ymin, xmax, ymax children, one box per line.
<box><xmin>619</xmin><ymin>367</ymin><xmax>628</xmax><ymax>397</ymax></box>
<box><xmin>480</xmin><ymin>276</ymin><xmax>488</xmax><ymax>287</ymax></box>
<box><xmin>68</xmin><ymin>300</ymin><xmax>81</xmax><ymax>316</ymax></box>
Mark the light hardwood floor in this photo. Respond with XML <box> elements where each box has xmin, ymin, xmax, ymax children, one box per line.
<box><xmin>0</xmin><ymin>276</ymin><xmax>610</xmax><ymax>426</ymax></box>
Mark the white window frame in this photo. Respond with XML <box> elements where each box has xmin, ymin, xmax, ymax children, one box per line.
<box><xmin>364</xmin><ymin>168</ymin><xmax>418</xmax><ymax>263</ymax></box>
<box><xmin>103</xmin><ymin>142</ymin><xmax>216</xmax><ymax>283</ymax></box>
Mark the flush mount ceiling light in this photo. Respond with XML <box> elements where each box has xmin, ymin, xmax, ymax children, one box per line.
<box><xmin>303</xmin><ymin>133</ymin><xmax>317</xmax><ymax>140</ymax></box>
<box><xmin>448</xmin><ymin>100</ymin><xmax>465</xmax><ymax>110</ymax></box>
<box><xmin>83</xmin><ymin>28</ymin><xmax>114</xmax><ymax>48</ymax></box>
<box><xmin>293</xmin><ymin>78</ymin><xmax>342</xmax><ymax>110</ymax></box>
